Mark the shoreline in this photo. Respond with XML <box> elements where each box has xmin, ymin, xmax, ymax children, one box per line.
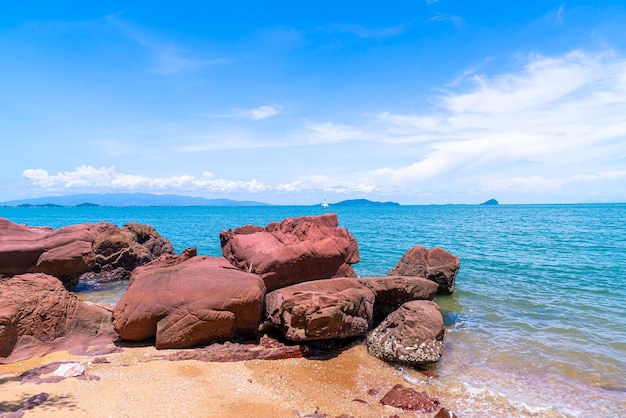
<box><xmin>0</xmin><ymin>344</ymin><xmax>444</xmax><ymax>418</ymax></box>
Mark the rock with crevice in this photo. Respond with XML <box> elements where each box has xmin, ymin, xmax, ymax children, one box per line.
<box><xmin>112</xmin><ymin>250</ymin><xmax>266</xmax><ymax>349</ymax></box>
<box><xmin>388</xmin><ymin>246</ymin><xmax>460</xmax><ymax>294</ymax></box>
<box><xmin>0</xmin><ymin>273</ymin><xmax>117</xmax><ymax>363</ymax></box>
<box><xmin>220</xmin><ymin>214</ymin><xmax>360</xmax><ymax>292</ymax></box>
<box><xmin>265</xmin><ymin>277</ymin><xmax>375</xmax><ymax>341</ymax></box>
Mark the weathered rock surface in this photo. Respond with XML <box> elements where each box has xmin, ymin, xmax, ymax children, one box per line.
<box><xmin>388</xmin><ymin>246</ymin><xmax>460</xmax><ymax>294</ymax></box>
<box><xmin>112</xmin><ymin>249</ymin><xmax>266</xmax><ymax>349</ymax></box>
<box><xmin>166</xmin><ymin>335</ymin><xmax>308</xmax><ymax>362</ymax></box>
<box><xmin>0</xmin><ymin>218</ymin><xmax>174</xmax><ymax>289</ymax></box>
<box><xmin>265</xmin><ymin>277</ymin><xmax>375</xmax><ymax>341</ymax></box>
<box><xmin>379</xmin><ymin>384</ymin><xmax>439</xmax><ymax>412</ymax></box>
<box><xmin>0</xmin><ymin>273</ymin><xmax>117</xmax><ymax>363</ymax></box>
<box><xmin>0</xmin><ymin>219</ymin><xmax>95</xmax><ymax>288</ymax></box>
<box><xmin>220</xmin><ymin>214</ymin><xmax>360</xmax><ymax>292</ymax></box>
<box><xmin>357</xmin><ymin>276</ymin><xmax>438</xmax><ymax>325</ymax></box>
<box><xmin>367</xmin><ymin>300</ymin><xmax>445</xmax><ymax>366</ymax></box>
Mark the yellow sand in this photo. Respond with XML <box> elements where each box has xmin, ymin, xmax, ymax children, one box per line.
<box><xmin>0</xmin><ymin>344</ymin><xmax>441</xmax><ymax>418</ymax></box>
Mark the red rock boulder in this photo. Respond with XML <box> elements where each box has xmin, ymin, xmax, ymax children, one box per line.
<box><xmin>379</xmin><ymin>384</ymin><xmax>440</xmax><ymax>412</ymax></box>
<box><xmin>112</xmin><ymin>249</ymin><xmax>266</xmax><ymax>349</ymax></box>
<box><xmin>0</xmin><ymin>273</ymin><xmax>117</xmax><ymax>363</ymax></box>
<box><xmin>0</xmin><ymin>218</ymin><xmax>95</xmax><ymax>289</ymax></box>
<box><xmin>358</xmin><ymin>276</ymin><xmax>439</xmax><ymax>325</ymax></box>
<box><xmin>388</xmin><ymin>246</ymin><xmax>460</xmax><ymax>294</ymax></box>
<box><xmin>367</xmin><ymin>300</ymin><xmax>445</xmax><ymax>365</ymax></box>
<box><xmin>265</xmin><ymin>277</ymin><xmax>375</xmax><ymax>341</ymax></box>
<box><xmin>220</xmin><ymin>214</ymin><xmax>360</xmax><ymax>292</ymax></box>
<box><xmin>0</xmin><ymin>218</ymin><xmax>175</xmax><ymax>289</ymax></box>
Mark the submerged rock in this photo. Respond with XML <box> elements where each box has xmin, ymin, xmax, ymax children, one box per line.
<box><xmin>265</xmin><ymin>277</ymin><xmax>374</xmax><ymax>341</ymax></box>
<box><xmin>112</xmin><ymin>250</ymin><xmax>266</xmax><ymax>349</ymax></box>
<box><xmin>220</xmin><ymin>213</ymin><xmax>360</xmax><ymax>291</ymax></box>
<box><xmin>388</xmin><ymin>246</ymin><xmax>460</xmax><ymax>294</ymax></box>
<box><xmin>367</xmin><ymin>300</ymin><xmax>445</xmax><ymax>366</ymax></box>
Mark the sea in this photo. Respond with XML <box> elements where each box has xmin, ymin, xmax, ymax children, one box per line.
<box><xmin>1</xmin><ymin>204</ymin><xmax>624</xmax><ymax>417</ymax></box>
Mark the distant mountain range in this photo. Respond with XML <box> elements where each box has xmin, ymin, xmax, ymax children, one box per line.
<box><xmin>0</xmin><ymin>193</ymin><xmax>271</xmax><ymax>207</ymax></box>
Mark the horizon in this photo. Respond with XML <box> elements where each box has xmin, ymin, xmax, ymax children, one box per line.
<box><xmin>2</xmin><ymin>2</ymin><xmax>626</xmax><ymax>205</ymax></box>
<box><xmin>1</xmin><ymin>191</ymin><xmax>624</xmax><ymax>207</ymax></box>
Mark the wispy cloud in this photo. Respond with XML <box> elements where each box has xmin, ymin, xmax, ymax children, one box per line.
<box><xmin>327</xmin><ymin>23</ymin><xmax>410</xmax><ymax>39</ymax></box>
<box><xmin>203</xmin><ymin>104</ymin><xmax>283</xmax><ymax>121</ymax></box>
<box><xmin>306</xmin><ymin>121</ymin><xmax>369</xmax><ymax>143</ymax></box>
<box><xmin>107</xmin><ymin>15</ymin><xmax>227</xmax><ymax>74</ymax></box>
<box><xmin>426</xmin><ymin>14</ymin><xmax>465</xmax><ymax>26</ymax></box>
<box><xmin>238</xmin><ymin>105</ymin><xmax>283</xmax><ymax>120</ymax></box>
<box><xmin>368</xmin><ymin>50</ymin><xmax>626</xmax><ymax>199</ymax></box>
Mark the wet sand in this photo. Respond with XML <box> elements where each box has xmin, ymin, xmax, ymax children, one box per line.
<box><xmin>0</xmin><ymin>344</ymin><xmax>442</xmax><ymax>418</ymax></box>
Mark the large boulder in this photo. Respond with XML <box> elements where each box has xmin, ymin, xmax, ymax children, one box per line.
<box><xmin>388</xmin><ymin>246</ymin><xmax>460</xmax><ymax>294</ymax></box>
<box><xmin>0</xmin><ymin>218</ymin><xmax>95</xmax><ymax>288</ymax></box>
<box><xmin>0</xmin><ymin>273</ymin><xmax>117</xmax><ymax>363</ymax></box>
<box><xmin>358</xmin><ymin>276</ymin><xmax>439</xmax><ymax>325</ymax></box>
<box><xmin>265</xmin><ymin>277</ymin><xmax>375</xmax><ymax>341</ymax></box>
<box><xmin>112</xmin><ymin>249</ymin><xmax>267</xmax><ymax>349</ymax></box>
<box><xmin>367</xmin><ymin>300</ymin><xmax>445</xmax><ymax>366</ymax></box>
<box><xmin>0</xmin><ymin>218</ymin><xmax>174</xmax><ymax>289</ymax></box>
<box><xmin>220</xmin><ymin>214</ymin><xmax>360</xmax><ymax>292</ymax></box>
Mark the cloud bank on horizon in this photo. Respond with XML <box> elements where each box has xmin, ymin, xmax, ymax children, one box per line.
<box><xmin>2</xmin><ymin>1</ymin><xmax>625</xmax><ymax>204</ymax></box>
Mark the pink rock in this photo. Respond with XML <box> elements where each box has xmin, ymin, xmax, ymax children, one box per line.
<box><xmin>0</xmin><ymin>218</ymin><xmax>174</xmax><ymax>289</ymax></box>
<box><xmin>388</xmin><ymin>246</ymin><xmax>460</xmax><ymax>294</ymax></box>
<box><xmin>112</xmin><ymin>252</ymin><xmax>266</xmax><ymax>349</ymax></box>
<box><xmin>367</xmin><ymin>300</ymin><xmax>445</xmax><ymax>365</ymax></box>
<box><xmin>0</xmin><ymin>219</ymin><xmax>95</xmax><ymax>288</ymax></box>
<box><xmin>0</xmin><ymin>273</ymin><xmax>117</xmax><ymax>363</ymax></box>
<box><xmin>265</xmin><ymin>277</ymin><xmax>375</xmax><ymax>341</ymax></box>
<box><xmin>220</xmin><ymin>214</ymin><xmax>360</xmax><ymax>292</ymax></box>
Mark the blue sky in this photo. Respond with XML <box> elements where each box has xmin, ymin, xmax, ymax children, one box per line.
<box><xmin>1</xmin><ymin>1</ymin><xmax>625</xmax><ymax>204</ymax></box>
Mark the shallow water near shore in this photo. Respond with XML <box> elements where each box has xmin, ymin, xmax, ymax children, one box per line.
<box><xmin>2</xmin><ymin>203</ymin><xmax>625</xmax><ymax>417</ymax></box>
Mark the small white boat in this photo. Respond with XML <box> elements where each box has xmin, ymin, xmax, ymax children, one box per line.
<box><xmin>321</xmin><ymin>197</ymin><xmax>329</xmax><ymax>210</ymax></box>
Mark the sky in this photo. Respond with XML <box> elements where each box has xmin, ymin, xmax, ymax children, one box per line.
<box><xmin>1</xmin><ymin>1</ymin><xmax>626</xmax><ymax>205</ymax></box>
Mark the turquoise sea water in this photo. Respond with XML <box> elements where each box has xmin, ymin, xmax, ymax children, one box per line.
<box><xmin>1</xmin><ymin>204</ymin><xmax>625</xmax><ymax>417</ymax></box>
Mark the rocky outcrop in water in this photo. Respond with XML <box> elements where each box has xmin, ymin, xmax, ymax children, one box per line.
<box><xmin>388</xmin><ymin>246</ymin><xmax>460</xmax><ymax>294</ymax></box>
<box><xmin>0</xmin><ymin>273</ymin><xmax>117</xmax><ymax>363</ymax></box>
<box><xmin>265</xmin><ymin>277</ymin><xmax>375</xmax><ymax>341</ymax></box>
<box><xmin>220</xmin><ymin>213</ymin><xmax>360</xmax><ymax>292</ymax></box>
<box><xmin>112</xmin><ymin>248</ymin><xmax>266</xmax><ymax>349</ymax></box>
<box><xmin>367</xmin><ymin>300</ymin><xmax>445</xmax><ymax>366</ymax></box>
<box><xmin>0</xmin><ymin>218</ymin><xmax>174</xmax><ymax>289</ymax></box>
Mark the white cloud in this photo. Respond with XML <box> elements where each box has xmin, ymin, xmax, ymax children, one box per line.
<box><xmin>21</xmin><ymin>166</ymin><xmax>377</xmax><ymax>198</ymax></box>
<box><xmin>22</xmin><ymin>166</ymin><xmax>272</xmax><ymax>194</ymax></box>
<box><xmin>242</xmin><ymin>105</ymin><xmax>282</xmax><ymax>120</ymax></box>
<box><xmin>368</xmin><ymin>50</ymin><xmax>626</xmax><ymax>201</ymax></box>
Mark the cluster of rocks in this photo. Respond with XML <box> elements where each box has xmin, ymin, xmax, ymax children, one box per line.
<box><xmin>1</xmin><ymin>213</ymin><xmax>460</xmax><ymax>373</ymax></box>
<box><xmin>0</xmin><ymin>218</ymin><xmax>174</xmax><ymax>289</ymax></box>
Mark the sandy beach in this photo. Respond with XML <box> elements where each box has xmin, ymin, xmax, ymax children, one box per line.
<box><xmin>0</xmin><ymin>343</ymin><xmax>444</xmax><ymax>418</ymax></box>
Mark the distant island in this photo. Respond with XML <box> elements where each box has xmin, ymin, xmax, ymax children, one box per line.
<box><xmin>480</xmin><ymin>199</ymin><xmax>499</xmax><ymax>205</ymax></box>
<box><xmin>329</xmin><ymin>199</ymin><xmax>400</xmax><ymax>207</ymax></box>
<box><xmin>0</xmin><ymin>193</ymin><xmax>271</xmax><ymax>207</ymax></box>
